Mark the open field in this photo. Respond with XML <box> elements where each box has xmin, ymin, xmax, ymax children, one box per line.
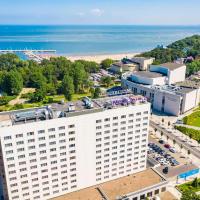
<box><xmin>183</xmin><ymin>110</ymin><xmax>200</xmax><ymax>128</ymax></box>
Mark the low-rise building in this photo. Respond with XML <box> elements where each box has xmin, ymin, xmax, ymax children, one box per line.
<box><xmin>52</xmin><ymin>168</ymin><xmax>169</xmax><ymax>200</ymax></box>
<box><xmin>110</xmin><ymin>62</ymin><xmax>139</xmax><ymax>74</ymax></box>
<box><xmin>131</xmin><ymin>57</ymin><xmax>155</xmax><ymax>71</ymax></box>
<box><xmin>121</xmin><ymin>62</ymin><xmax>200</xmax><ymax>116</ymax></box>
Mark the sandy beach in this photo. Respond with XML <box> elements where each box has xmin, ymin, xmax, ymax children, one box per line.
<box><xmin>40</xmin><ymin>52</ymin><xmax>140</xmax><ymax>63</ymax></box>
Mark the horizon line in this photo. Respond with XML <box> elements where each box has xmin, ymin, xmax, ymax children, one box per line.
<box><xmin>0</xmin><ymin>24</ymin><xmax>200</xmax><ymax>26</ymax></box>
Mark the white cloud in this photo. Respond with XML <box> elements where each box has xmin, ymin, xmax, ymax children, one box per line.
<box><xmin>90</xmin><ymin>8</ymin><xmax>104</xmax><ymax>17</ymax></box>
<box><xmin>77</xmin><ymin>12</ymin><xmax>85</xmax><ymax>17</ymax></box>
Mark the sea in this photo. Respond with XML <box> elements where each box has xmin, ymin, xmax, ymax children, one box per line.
<box><xmin>0</xmin><ymin>25</ymin><xmax>200</xmax><ymax>57</ymax></box>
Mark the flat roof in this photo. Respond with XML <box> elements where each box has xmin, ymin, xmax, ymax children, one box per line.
<box><xmin>176</xmin><ymin>80</ymin><xmax>200</xmax><ymax>89</ymax></box>
<box><xmin>160</xmin><ymin>63</ymin><xmax>185</xmax><ymax>70</ymax></box>
<box><xmin>0</xmin><ymin>93</ymin><xmax>148</xmax><ymax>126</ymax></box>
<box><xmin>133</xmin><ymin>71</ymin><xmax>163</xmax><ymax>78</ymax></box>
<box><xmin>52</xmin><ymin>169</ymin><xmax>166</xmax><ymax>200</ymax></box>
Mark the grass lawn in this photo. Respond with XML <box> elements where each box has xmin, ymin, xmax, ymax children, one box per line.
<box><xmin>183</xmin><ymin>110</ymin><xmax>200</xmax><ymax>128</ymax></box>
<box><xmin>178</xmin><ymin>178</ymin><xmax>200</xmax><ymax>193</ymax></box>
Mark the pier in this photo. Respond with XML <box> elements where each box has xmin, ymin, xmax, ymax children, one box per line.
<box><xmin>0</xmin><ymin>49</ymin><xmax>56</xmax><ymax>53</ymax></box>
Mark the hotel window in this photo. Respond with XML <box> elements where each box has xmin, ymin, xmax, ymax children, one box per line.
<box><xmin>5</xmin><ymin>143</ymin><xmax>12</xmax><ymax>147</ymax></box>
<box><xmin>96</xmin><ymin>132</ymin><xmax>101</xmax><ymax>136</ymax></box>
<box><xmin>38</xmin><ymin>130</ymin><xmax>45</xmax><ymax>134</ymax></box>
<box><xmin>16</xmin><ymin>134</ymin><xmax>23</xmax><ymax>138</ymax></box>
<box><xmin>104</xmin><ymin>124</ymin><xmax>110</xmax><ymax>128</ymax></box>
<box><xmin>104</xmin><ymin>118</ymin><xmax>110</xmax><ymax>122</ymax></box>
<box><xmin>59</xmin><ymin>126</ymin><xmax>65</xmax><ymax>130</ymax></box>
<box><xmin>68</xmin><ymin>124</ymin><xmax>75</xmax><ymax>128</ymax></box>
<box><xmin>39</xmin><ymin>137</ymin><xmax>45</xmax><ymax>141</ymax></box>
<box><xmin>59</xmin><ymin>140</ymin><xmax>65</xmax><ymax>143</ymax></box>
<box><xmin>129</xmin><ymin>114</ymin><xmax>134</xmax><ymax>117</ymax></box>
<box><xmin>4</xmin><ymin>136</ymin><xmax>12</xmax><ymax>140</ymax></box>
<box><xmin>121</xmin><ymin>115</ymin><xmax>126</xmax><ymax>119</ymax></box>
<box><xmin>136</xmin><ymin>112</ymin><xmax>141</xmax><ymax>116</ymax></box>
<box><xmin>27</xmin><ymin>132</ymin><xmax>34</xmax><ymax>136</ymax></box>
<box><xmin>39</xmin><ymin>143</ymin><xmax>46</xmax><ymax>147</ymax></box>
<box><xmin>96</xmin><ymin>119</ymin><xmax>102</xmax><ymax>123</ymax></box>
<box><xmin>48</xmin><ymin>128</ymin><xmax>55</xmax><ymax>132</ymax></box>
<box><xmin>59</xmin><ymin>133</ymin><xmax>65</xmax><ymax>137</ymax></box>
<box><xmin>96</xmin><ymin>126</ymin><xmax>102</xmax><ymax>130</ymax></box>
<box><xmin>28</xmin><ymin>139</ymin><xmax>35</xmax><ymax>143</ymax></box>
<box><xmin>104</xmin><ymin>130</ymin><xmax>110</xmax><ymax>134</ymax></box>
<box><xmin>16</xmin><ymin>141</ymin><xmax>24</xmax><ymax>145</ymax></box>
<box><xmin>6</xmin><ymin>150</ymin><xmax>13</xmax><ymax>154</ymax></box>
<box><xmin>69</xmin><ymin>131</ymin><xmax>75</xmax><ymax>135</ymax></box>
<box><xmin>49</xmin><ymin>135</ymin><xmax>55</xmax><ymax>139</ymax></box>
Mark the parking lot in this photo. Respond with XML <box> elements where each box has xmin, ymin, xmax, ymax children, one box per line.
<box><xmin>148</xmin><ymin>138</ymin><xmax>182</xmax><ymax>168</ymax></box>
<box><xmin>149</xmin><ymin>135</ymin><xmax>198</xmax><ymax>179</ymax></box>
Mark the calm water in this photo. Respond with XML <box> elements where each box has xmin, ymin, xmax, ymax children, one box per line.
<box><xmin>0</xmin><ymin>25</ymin><xmax>200</xmax><ymax>55</ymax></box>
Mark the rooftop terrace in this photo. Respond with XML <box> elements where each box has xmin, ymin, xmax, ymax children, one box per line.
<box><xmin>52</xmin><ymin>168</ymin><xmax>167</xmax><ymax>200</ymax></box>
<box><xmin>0</xmin><ymin>92</ymin><xmax>148</xmax><ymax>127</ymax></box>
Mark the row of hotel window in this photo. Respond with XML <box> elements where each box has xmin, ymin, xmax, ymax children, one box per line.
<box><xmin>96</xmin><ymin>154</ymin><xmax>146</xmax><ymax>166</ymax></box>
<box><xmin>5</xmin><ymin>136</ymin><xmax>75</xmax><ymax>149</ymax></box>
<box><xmin>96</xmin><ymin>111</ymin><xmax>149</xmax><ymax>124</ymax></box>
<box><xmin>96</xmin><ymin>122</ymin><xmax>148</xmax><ymax>130</ymax></box>
<box><xmin>96</xmin><ymin>116</ymin><xmax>148</xmax><ymax>124</ymax></box>
<box><xmin>4</xmin><ymin>128</ymin><xmax>75</xmax><ymax>141</ymax></box>
<box><xmin>96</xmin><ymin>128</ymin><xmax>148</xmax><ymax>136</ymax></box>
<box><xmin>96</xmin><ymin>165</ymin><xmax>146</xmax><ymax>182</ymax></box>
<box><xmin>11</xmin><ymin>181</ymin><xmax>77</xmax><ymax>200</ymax></box>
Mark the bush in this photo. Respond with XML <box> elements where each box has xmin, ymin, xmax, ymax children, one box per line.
<box><xmin>175</xmin><ymin>126</ymin><xmax>200</xmax><ymax>141</ymax></box>
<box><xmin>0</xmin><ymin>96</ymin><xmax>16</xmax><ymax>106</ymax></box>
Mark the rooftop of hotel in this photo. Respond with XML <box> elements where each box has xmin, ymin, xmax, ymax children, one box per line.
<box><xmin>159</xmin><ymin>62</ymin><xmax>185</xmax><ymax>70</ymax></box>
<box><xmin>132</xmin><ymin>71</ymin><xmax>164</xmax><ymax>78</ymax></box>
<box><xmin>52</xmin><ymin>168</ymin><xmax>167</xmax><ymax>200</ymax></box>
<box><xmin>0</xmin><ymin>92</ymin><xmax>148</xmax><ymax>127</ymax></box>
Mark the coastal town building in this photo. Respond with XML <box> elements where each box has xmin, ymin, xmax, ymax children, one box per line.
<box><xmin>109</xmin><ymin>61</ymin><xmax>139</xmax><ymax>74</ymax></box>
<box><xmin>0</xmin><ymin>94</ymin><xmax>150</xmax><ymax>200</ymax></box>
<box><xmin>122</xmin><ymin>62</ymin><xmax>200</xmax><ymax>116</ymax></box>
<box><xmin>109</xmin><ymin>57</ymin><xmax>154</xmax><ymax>74</ymax></box>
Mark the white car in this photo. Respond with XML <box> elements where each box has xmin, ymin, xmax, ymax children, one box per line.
<box><xmin>169</xmin><ymin>148</ymin><xmax>176</xmax><ymax>153</ymax></box>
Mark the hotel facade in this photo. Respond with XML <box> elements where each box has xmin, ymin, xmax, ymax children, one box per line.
<box><xmin>0</xmin><ymin>94</ymin><xmax>150</xmax><ymax>200</ymax></box>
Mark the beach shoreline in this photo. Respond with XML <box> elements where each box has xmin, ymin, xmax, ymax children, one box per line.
<box><xmin>40</xmin><ymin>52</ymin><xmax>141</xmax><ymax>63</ymax></box>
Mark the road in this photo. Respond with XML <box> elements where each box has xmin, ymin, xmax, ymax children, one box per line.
<box><xmin>150</xmin><ymin>120</ymin><xmax>200</xmax><ymax>160</ymax></box>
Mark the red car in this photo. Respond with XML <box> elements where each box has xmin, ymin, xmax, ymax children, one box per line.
<box><xmin>164</xmin><ymin>144</ymin><xmax>171</xmax><ymax>149</ymax></box>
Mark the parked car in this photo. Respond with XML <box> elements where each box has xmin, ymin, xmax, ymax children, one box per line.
<box><xmin>169</xmin><ymin>148</ymin><xmax>176</xmax><ymax>153</ymax></box>
<box><xmin>159</xmin><ymin>139</ymin><xmax>165</xmax><ymax>144</ymax></box>
<box><xmin>176</xmin><ymin>119</ymin><xmax>183</xmax><ymax>124</ymax></box>
<box><xmin>164</xmin><ymin>144</ymin><xmax>171</xmax><ymax>149</ymax></box>
<box><xmin>163</xmin><ymin>167</ymin><xmax>169</xmax><ymax>174</ymax></box>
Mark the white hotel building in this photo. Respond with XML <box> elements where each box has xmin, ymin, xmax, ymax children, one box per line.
<box><xmin>0</xmin><ymin>94</ymin><xmax>150</xmax><ymax>200</ymax></box>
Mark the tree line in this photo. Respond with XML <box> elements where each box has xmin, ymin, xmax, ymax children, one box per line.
<box><xmin>138</xmin><ymin>35</ymin><xmax>200</xmax><ymax>76</ymax></box>
<box><xmin>0</xmin><ymin>53</ymin><xmax>102</xmax><ymax>101</ymax></box>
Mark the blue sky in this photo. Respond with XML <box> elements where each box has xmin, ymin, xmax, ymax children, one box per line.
<box><xmin>1</xmin><ymin>0</ymin><xmax>200</xmax><ymax>25</ymax></box>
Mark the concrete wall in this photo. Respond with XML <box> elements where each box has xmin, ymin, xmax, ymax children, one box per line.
<box><xmin>181</xmin><ymin>89</ymin><xmax>199</xmax><ymax>113</ymax></box>
<box><xmin>131</xmin><ymin>74</ymin><xmax>166</xmax><ymax>86</ymax></box>
<box><xmin>168</xmin><ymin>66</ymin><xmax>186</xmax><ymax>84</ymax></box>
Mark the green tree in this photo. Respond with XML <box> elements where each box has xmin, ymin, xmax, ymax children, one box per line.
<box><xmin>73</xmin><ymin>62</ymin><xmax>88</xmax><ymax>93</ymax></box>
<box><xmin>100</xmin><ymin>76</ymin><xmax>113</xmax><ymax>87</ymax></box>
<box><xmin>3</xmin><ymin>70</ymin><xmax>23</xmax><ymax>95</ymax></box>
<box><xmin>192</xmin><ymin>177</ymin><xmax>199</xmax><ymax>188</ymax></box>
<box><xmin>101</xmin><ymin>59</ymin><xmax>114</xmax><ymax>69</ymax></box>
<box><xmin>93</xmin><ymin>87</ymin><xmax>101</xmax><ymax>99</ymax></box>
<box><xmin>181</xmin><ymin>190</ymin><xmax>200</xmax><ymax>200</ymax></box>
<box><xmin>62</xmin><ymin>74</ymin><xmax>74</xmax><ymax>101</ymax></box>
